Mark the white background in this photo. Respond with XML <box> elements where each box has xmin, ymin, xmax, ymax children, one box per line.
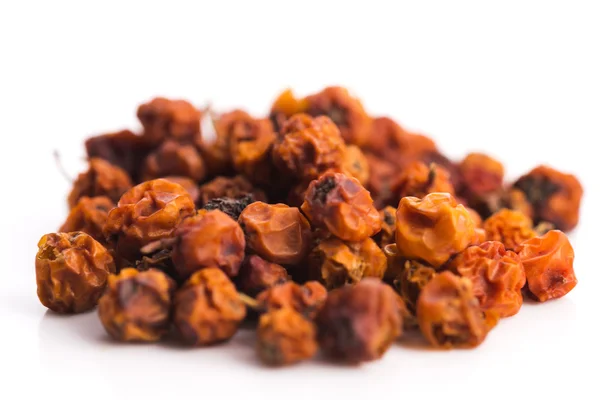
<box><xmin>1</xmin><ymin>1</ymin><xmax>599</xmax><ymax>399</ymax></box>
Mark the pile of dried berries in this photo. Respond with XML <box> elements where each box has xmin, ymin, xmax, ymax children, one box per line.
<box><xmin>36</xmin><ymin>87</ymin><xmax>583</xmax><ymax>365</ymax></box>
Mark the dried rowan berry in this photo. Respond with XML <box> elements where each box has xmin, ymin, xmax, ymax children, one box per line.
<box><xmin>513</xmin><ymin>165</ymin><xmax>583</xmax><ymax>231</ymax></box>
<box><xmin>459</xmin><ymin>153</ymin><xmax>504</xmax><ymax>200</ymax></box>
<box><xmin>173</xmin><ymin>268</ymin><xmax>246</xmax><ymax>345</ymax></box>
<box><xmin>269</xmin><ymin>89</ymin><xmax>309</xmax><ymax>132</ymax></box>
<box><xmin>418</xmin><ymin>151</ymin><xmax>462</xmax><ymax>188</ymax></box>
<box><xmin>466</xmin><ymin>207</ymin><xmax>483</xmax><ymax>228</ymax></box>
<box><xmin>272</xmin><ymin>114</ymin><xmax>346</xmax><ymax>180</ymax></box>
<box><xmin>103</xmin><ymin>179</ymin><xmax>195</xmax><ymax>262</ymax></box>
<box><xmin>483</xmin><ymin>209</ymin><xmax>536</xmax><ymax>250</ymax></box>
<box><xmin>235</xmin><ymin>255</ymin><xmax>289</xmax><ymax>296</ymax></box>
<box><xmin>365</xmin><ymin>117</ymin><xmax>409</xmax><ymax>156</ymax></box>
<box><xmin>503</xmin><ymin>188</ymin><xmax>534</xmax><ymax>220</ymax></box>
<box><xmin>417</xmin><ymin>271</ymin><xmax>489</xmax><ymax>349</ymax></box>
<box><xmin>229</xmin><ymin>117</ymin><xmax>277</xmax><ymax>186</ymax></box>
<box><xmin>401</xmin><ymin>131</ymin><xmax>438</xmax><ymax>156</ymax></box>
<box><xmin>302</xmin><ymin>171</ymin><xmax>381</xmax><ymax>242</ymax></box>
<box><xmin>68</xmin><ymin>158</ymin><xmax>132</xmax><ymax>209</ymax></box>
<box><xmin>309</xmin><ymin>237</ymin><xmax>386</xmax><ymax>289</ymax></box>
<box><xmin>197</xmin><ymin>175</ymin><xmax>267</xmax><ymax>206</ymax></box>
<box><xmin>305</xmin><ymin>86</ymin><xmax>372</xmax><ymax>146</ymax></box>
<box><xmin>239</xmin><ymin>202</ymin><xmax>311</xmax><ymax>265</ymax></box>
<box><xmin>316</xmin><ymin>278</ymin><xmax>401</xmax><ymax>363</ymax></box>
<box><xmin>374</xmin><ymin>206</ymin><xmax>396</xmax><ymax>248</ymax></box>
<box><xmin>198</xmin><ymin>138</ymin><xmax>233</xmax><ymax>177</ymax></box>
<box><xmin>369</xmin><ymin>120</ymin><xmax>461</xmax><ymax>187</ymax></box>
<box><xmin>367</xmin><ymin>117</ymin><xmax>437</xmax><ymax>162</ymax></box>
<box><xmin>141</xmin><ymin>140</ymin><xmax>206</xmax><ymax>182</ymax></box>
<box><xmin>172</xmin><ymin>210</ymin><xmax>245</xmax><ymax>278</ymax></box>
<box><xmin>395</xmin><ymin>192</ymin><xmax>476</xmax><ymax>267</ymax></box>
<box><xmin>201</xmin><ymin>110</ymin><xmax>272</xmax><ymax>177</ymax></box>
<box><xmin>213</xmin><ymin>109</ymin><xmax>253</xmax><ymax>140</ymax></box>
<box><xmin>85</xmin><ymin>129</ymin><xmax>154</xmax><ymax>182</ymax></box>
<box><xmin>137</xmin><ymin>97</ymin><xmax>201</xmax><ymax>145</ymax></box>
<box><xmin>36</xmin><ymin>232</ymin><xmax>115</xmax><ymax>313</ymax></box>
<box><xmin>256</xmin><ymin>281</ymin><xmax>327</xmax><ymax>320</ymax></box>
<box><xmin>98</xmin><ymin>268</ymin><xmax>175</xmax><ymax>342</ymax></box>
<box><xmin>202</xmin><ymin>194</ymin><xmax>255</xmax><ymax>221</ymax></box>
<box><xmin>393</xmin><ymin>260</ymin><xmax>437</xmax><ymax>314</ymax></box>
<box><xmin>223</xmin><ymin>111</ymin><xmax>273</xmax><ymax>146</ymax></box>
<box><xmin>516</xmin><ymin>230</ymin><xmax>577</xmax><ymax>302</ymax></box>
<box><xmin>447</xmin><ymin>241</ymin><xmax>526</xmax><ymax>317</ymax></box>
<box><xmin>257</xmin><ymin>308</ymin><xmax>317</xmax><ymax>366</ymax></box>
<box><xmin>365</xmin><ymin>154</ymin><xmax>397</xmax><ymax>209</ymax></box>
<box><xmin>341</xmin><ymin>145</ymin><xmax>369</xmax><ymax>185</ymax></box>
<box><xmin>390</xmin><ymin>161</ymin><xmax>455</xmax><ymax>203</ymax></box>
<box><xmin>162</xmin><ymin>176</ymin><xmax>200</xmax><ymax>204</ymax></box>
<box><xmin>471</xmin><ymin>228</ymin><xmax>487</xmax><ymax>246</ymax></box>
<box><xmin>59</xmin><ymin>196</ymin><xmax>115</xmax><ymax>244</ymax></box>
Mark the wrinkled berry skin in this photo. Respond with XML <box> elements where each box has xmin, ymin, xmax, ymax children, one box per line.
<box><xmin>173</xmin><ymin>268</ymin><xmax>246</xmax><ymax>346</ymax></box>
<box><xmin>235</xmin><ymin>255</ymin><xmax>289</xmax><ymax>296</ymax></box>
<box><xmin>68</xmin><ymin>158</ymin><xmax>133</xmax><ymax>209</ymax></box>
<box><xmin>342</xmin><ymin>145</ymin><xmax>370</xmax><ymax>185</ymax></box>
<box><xmin>513</xmin><ymin>165</ymin><xmax>583</xmax><ymax>232</ymax></box>
<box><xmin>36</xmin><ymin>232</ymin><xmax>116</xmax><ymax>313</ymax></box>
<box><xmin>197</xmin><ymin>175</ymin><xmax>267</xmax><ymax>207</ymax></box>
<box><xmin>417</xmin><ymin>271</ymin><xmax>489</xmax><ymax>349</ymax></box>
<box><xmin>305</xmin><ymin>86</ymin><xmax>372</xmax><ymax>146</ymax></box>
<box><xmin>256</xmin><ymin>281</ymin><xmax>327</xmax><ymax>320</ymax></box>
<box><xmin>172</xmin><ymin>210</ymin><xmax>246</xmax><ymax>279</ymax></box>
<box><xmin>257</xmin><ymin>308</ymin><xmax>318</xmax><ymax>366</ymax></box>
<box><xmin>228</xmin><ymin>116</ymin><xmax>277</xmax><ymax>186</ymax></box>
<box><xmin>395</xmin><ymin>192</ymin><xmax>476</xmax><ymax>268</ymax></box>
<box><xmin>458</xmin><ymin>153</ymin><xmax>504</xmax><ymax>216</ymax></box>
<box><xmin>137</xmin><ymin>97</ymin><xmax>202</xmax><ymax>145</ymax></box>
<box><xmin>459</xmin><ymin>153</ymin><xmax>504</xmax><ymax>198</ymax></box>
<box><xmin>103</xmin><ymin>179</ymin><xmax>195</xmax><ymax>262</ymax></box>
<box><xmin>59</xmin><ymin>196</ymin><xmax>115</xmax><ymax>244</ymax></box>
<box><xmin>309</xmin><ymin>237</ymin><xmax>387</xmax><ymax>289</ymax></box>
<box><xmin>302</xmin><ymin>171</ymin><xmax>381</xmax><ymax>242</ymax></box>
<box><xmin>162</xmin><ymin>176</ymin><xmax>200</xmax><ymax>204</ymax></box>
<box><xmin>98</xmin><ymin>268</ymin><xmax>175</xmax><ymax>342</ymax></box>
<box><xmin>85</xmin><ymin>130</ymin><xmax>154</xmax><ymax>182</ymax></box>
<box><xmin>390</xmin><ymin>161</ymin><xmax>455</xmax><ymax>204</ymax></box>
<box><xmin>447</xmin><ymin>241</ymin><xmax>526</xmax><ymax>317</ymax></box>
<box><xmin>516</xmin><ymin>230</ymin><xmax>577</xmax><ymax>302</ymax></box>
<box><xmin>272</xmin><ymin>114</ymin><xmax>346</xmax><ymax>180</ymax></box>
<box><xmin>316</xmin><ymin>278</ymin><xmax>401</xmax><ymax>363</ymax></box>
<box><xmin>239</xmin><ymin>202</ymin><xmax>312</xmax><ymax>265</ymax></box>
<box><xmin>483</xmin><ymin>209</ymin><xmax>536</xmax><ymax>250</ymax></box>
<box><xmin>366</xmin><ymin>117</ymin><xmax>437</xmax><ymax>164</ymax></box>
<box><xmin>141</xmin><ymin>140</ymin><xmax>206</xmax><ymax>182</ymax></box>
<box><xmin>204</xmin><ymin>109</ymin><xmax>274</xmax><ymax>177</ymax></box>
